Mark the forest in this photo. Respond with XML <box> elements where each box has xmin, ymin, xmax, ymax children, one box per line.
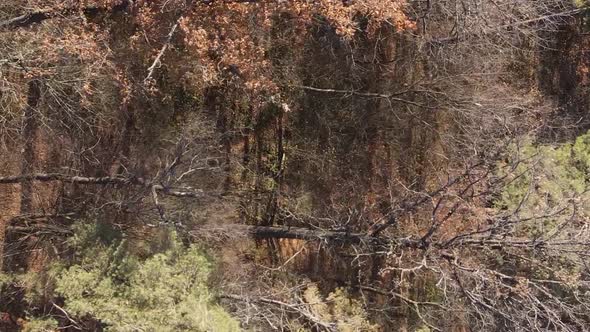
<box><xmin>1</xmin><ymin>0</ymin><xmax>590</xmax><ymax>331</ymax></box>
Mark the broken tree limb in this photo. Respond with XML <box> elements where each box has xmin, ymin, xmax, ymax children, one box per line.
<box><xmin>192</xmin><ymin>224</ymin><xmax>422</xmax><ymax>248</ymax></box>
<box><xmin>0</xmin><ymin>11</ymin><xmax>51</xmax><ymax>29</ymax></box>
<box><xmin>144</xmin><ymin>17</ymin><xmax>183</xmax><ymax>84</ymax></box>
<box><xmin>0</xmin><ymin>173</ymin><xmax>203</xmax><ymax>198</ymax></box>
<box><xmin>7</xmin><ymin>224</ymin><xmax>73</xmax><ymax>236</ymax></box>
<box><xmin>294</xmin><ymin>85</ymin><xmax>429</xmax><ymax>108</ymax></box>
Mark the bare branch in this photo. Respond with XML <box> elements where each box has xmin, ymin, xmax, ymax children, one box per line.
<box><xmin>221</xmin><ymin>294</ymin><xmax>337</xmax><ymax>332</ymax></box>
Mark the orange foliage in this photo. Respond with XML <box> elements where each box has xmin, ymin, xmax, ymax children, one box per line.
<box><xmin>166</xmin><ymin>0</ymin><xmax>411</xmax><ymax>94</ymax></box>
<box><xmin>2</xmin><ymin>1</ymin><xmax>414</xmax><ymax>111</ymax></box>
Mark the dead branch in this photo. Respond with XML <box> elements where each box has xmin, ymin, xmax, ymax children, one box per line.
<box><xmin>193</xmin><ymin>223</ymin><xmax>421</xmax><ymax>247</ymax></box>
<box><xmin>221</xmin><ymin>294</ymin><xmax>337</xmax><ymax>332</ymax></box>
<box><xmin>0</xmin><ymin>173</ymin><xmax>203</xmax><ymax>198</ymax></box>
<box><xmin>144</xmin><ymin>17</ymin><xmax>183</xmax><ymax>84</ymax></box>
<box><xmin>294</xmin><ymin>85</ymin><xmax>429</xmax><ymax>108</ymax></box>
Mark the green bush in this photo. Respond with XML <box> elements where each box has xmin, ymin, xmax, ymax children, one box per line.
<box><xmin>22</xmin><ymin>317</ymin><xmax>58</xmax><ymax>332</ymax></box>
<box><xmin>53</xmin><ymin>224</ymin><xmax>240</xmax><ymax>332</ymax></box>
<box><xmin>496</xmin><ymin>131</ymin><xmax>590</xmax><ymax>237</ymax></box>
